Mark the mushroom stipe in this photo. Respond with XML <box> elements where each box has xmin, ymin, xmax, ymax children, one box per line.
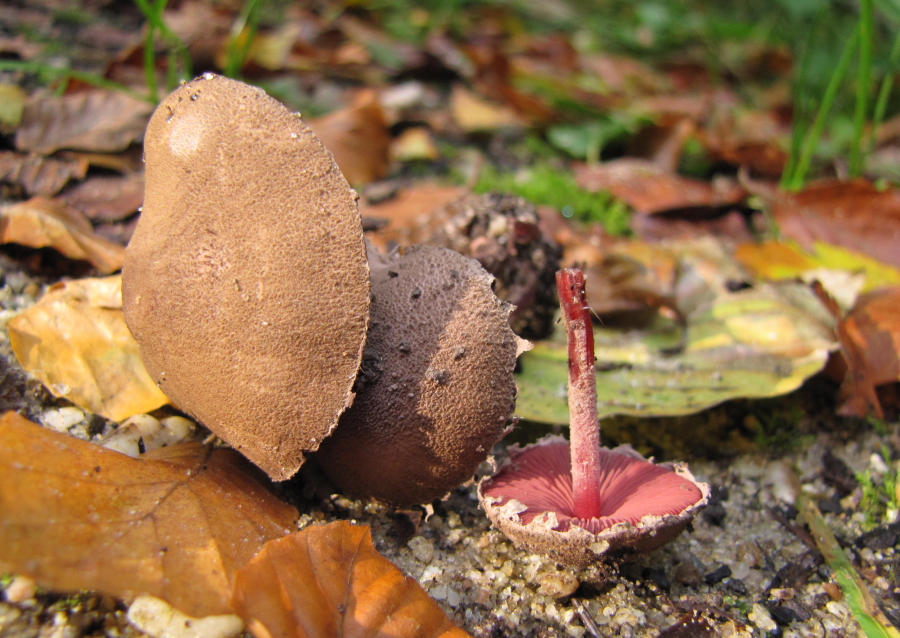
<box><xmin>479</xmin><ymin>268</ymin><xmax>709</xmax><ymax>567</ymax></box>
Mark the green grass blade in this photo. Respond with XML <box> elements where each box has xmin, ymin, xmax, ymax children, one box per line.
<box><xmin>869</xmin><ymin>27</ymin><xmax>900</xmax><ymax>154</ymax></box>
<box><xmin>786</xmin><ymin>25</ymin><xmax>860</xmax><ymax>190</ymax></box>
<box><xmin>850</xmin><ymin>0</ymin><xmax>875</xmax><ymax>176</ymax></box>
<box><xmin>802</xmin><ymin>498</ymin><xmax>900</xmax><ymax>638</ymax></box>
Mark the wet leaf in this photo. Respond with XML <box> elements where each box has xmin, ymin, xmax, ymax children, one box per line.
<box><xmin>8</xmin><ymin>275</ymin><xmax>169</xmax><ymax>421</ymax></box>
<box><xmin>0</xmin><ymin>151</ymin><xmax>89</xmax><ymax>196</ymax></box>
<box><xmin>15</xmin><ymin>90</ymin><xmax>153</xmax><ymax>154</ymax></box>
<box><xmin>772</xmin><ymin>179</ymin><xmax>900</xmax><ymax>270</ymax></box>
<box><xmin>574</xmin><ymin>159</ymin><xmax>746</xmax><ymax>215</ymax></box>
<box><xmin>232</xmin><ymin>521</ymin><xmax>470</xmax><ymax>638</ymax></box>
<box><xmin>308</xmin><ymin>90</ymin><xmax>391</xmax><ymax>186</ymax></box>
<box><xmin>516</xmin><ymin>238</ymin><xmax>837</xmax><ymax>423</ymax></box>
<box><xmin>0</xmin><ymin>411</ymin><xmax>298</xmax><ymax>617</ymax></box>
<box><xmin>0</xmin><ymin>196</ymin><xmax>126</xmax><ymax>273</ymax></box>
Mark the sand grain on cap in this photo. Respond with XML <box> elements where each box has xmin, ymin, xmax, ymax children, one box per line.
<box><xmin>123</xmin><ymin>74</ymin><xmax>369</xmax><ymax>481</ymax></box>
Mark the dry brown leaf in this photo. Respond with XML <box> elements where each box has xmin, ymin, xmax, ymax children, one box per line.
<box><xmin>772</xmin><ymin>179</ymin><xmax>900</xmax><ymax>270</ymax></box>
<box><xmin>307</xmin><ymin>90</ymin><xmax>391</xmax><ymax>186</ymax></box>
<box><xmin>0</xmin><ymin>196</ymin><xmax>125</xmax><ymax>273</ymax></box>
<box><xmin>8</xmin><ymin>275</ymin><xmax>169</xmax><ymax>421</ymax></box>
<box><xmin>360</xmin><ymin>184</ymin><xmax>467</xmax><ymax>251</ymax></box>
<box><xmin>63</xmin><ymin>174</ymin><xmax>144</xmax><ymax>222</ymax></box>
<box><xmin>824</xmin><ymin>286</ymin><xmax>900</xmax><ymax>418</ymax></box>
<box><xmin>232</xmin><ymin>521</ymin><xmax>470</xmax><ymax>638</ymax></box>
<box><xmin>0</xmin><ymin>411</ymin><xmax>298</xmax><ymax>617</ymax></box>
<box><xmin>575</xmin><ymin>159</ymin><xmax>747</xmax><ymax>215</ymax></box>
<box><xmin>15</xmin><ymin>90</ymin><xmax>153</xmax><ymax>154</ymax></box>
<box><xmin>0</xmin><ymin>150</ymin><xmax>89</xmax><ymax>196</ymax></box>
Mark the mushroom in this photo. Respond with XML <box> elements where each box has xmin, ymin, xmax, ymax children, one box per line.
<box><xmin>479</xmin><ymin>268</ymin><xmax>708</xmax><ymax>567</ymax></box>
<box><xmin>122</xmin><ymin>74</ymin><xmax>370</xmax><ymax>481</ymax></box>
<box><xmin>312</xmin><ymin>242</ymin><xmax>530</xmax><ymax>506</ymax></box>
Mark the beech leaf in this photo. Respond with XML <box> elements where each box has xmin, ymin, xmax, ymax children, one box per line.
<box><xmin>0</xmin><ymin>411</ymin><xmax>298</xmax><ymax>618</ymax></box>
<box><xmin>232</xmin><ymin>521</ymin><xmax>471</xmax><ymax>638</ymax></box>
<box><xmin>0</xmin><ymin>150</ymin><xmax>89</xmax><ymax>196</ymax></box>
<box><xmin>0</xmin><ymin>196</ymin><xmax>126</xmax><ymax>273</ymax></box>
<box><xmin>15</xmin><ymin>90</ymin><xmax>153</xmax><ymax>154</ymax></box>
<box><xmin>8</xmin><ymin>275</ymin><xmax>169</xmax><ymax>421</ymax></box>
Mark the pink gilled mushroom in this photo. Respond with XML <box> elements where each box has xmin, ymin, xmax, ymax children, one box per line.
<box><xmin>479</xmin><ymin>269</ymin><xmax>709</xmax><ymax>568</ymax></box>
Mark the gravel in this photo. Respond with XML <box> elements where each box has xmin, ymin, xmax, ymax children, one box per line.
<box><xmin>0</xmin><ymin>254</ymin><xmax>896</xmax><ymax>638</ymax></box>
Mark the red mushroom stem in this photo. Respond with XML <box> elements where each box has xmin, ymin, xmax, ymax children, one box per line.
<box><xmin>555</xmin><ymin>268</ymin><xmax>603</xmax><ymax>520</ymax></box>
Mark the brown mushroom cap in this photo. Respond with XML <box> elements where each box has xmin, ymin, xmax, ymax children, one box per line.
<box><xmin>313</xmin><ymin>243</ymin><xmax>530</xmax><ymax>506</ymax></box>
<box><xmin>478</xmin><ymin>435</ymin><xmax>709</xmax><ymax>568</ymax></box>
<box><xmin>122</xmin><ymin>74</ymin><xmax>369</xmax><ymax>481</ymax></box>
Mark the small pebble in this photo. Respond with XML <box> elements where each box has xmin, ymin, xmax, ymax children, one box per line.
<box><xmin>127</xmin><ymin>595</ymin><xmax>243</xmax><ymax>638</ymax></box>
<box><xmin>408</xmin><ymin>536</ymin><xmax>434</xmax><ymax>564</ymax></box>
<box><xmin>42</xmin><ymin>407</ymin><xmax>85</xmax><ymax>433</ymax></box>
<box><xmin>3</xmin><ymin>576</ymin><xmax>36</xmax><ymax>603</ymax></box>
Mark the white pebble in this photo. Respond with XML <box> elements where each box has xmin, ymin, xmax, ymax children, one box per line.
<box><xmin>407</xmin><ymin>536</ymin><xmax>434</xmax><ymax>564</ymax></box>
<box><xmin>749</xmin><ymin>603</ymin><xmax>777</xmax><ymax>632</ymax></box>
<box><xmin>102</xmin><ymin>414</ymin><xmax>195</xmax><ymax>457</ymax></box>
<box><xmin>127</xmin><ymin>595</ymin><xmax>243</xmax><ymax>638</ymax></box>
<box><xmin>42</xmin><ymin>407</ymin><xmax>85</xmax><ymax>432</ymax></box>
<box><xmin>4</xmin><ymin>576</ymin><xmax>36</xmax><ymax>603</ymax></box>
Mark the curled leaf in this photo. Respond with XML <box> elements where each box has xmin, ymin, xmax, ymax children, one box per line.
<box><xmin>232</xmin><ymin>521</ymin><xmax>470</xmax><ymax>638</ymax></box>
<box><xmin>0</xmin><ymin>411</ymin><xmax>298</xmax><ymax>617</ymax></box>
<box><xmin>0</xmin><ymin>196</ymin><xmax>125</xmax><ymax>273</ymax></box>
<box><xmin>8</xmin><ymin>275</ymin><xmax>169</xmax><ymax>421</ymax></box>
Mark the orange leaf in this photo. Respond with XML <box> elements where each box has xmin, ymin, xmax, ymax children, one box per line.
<box><xmin>0</xmin><ymin>196</ymin><xmax>125</xmax><ymax>273</ymax></box>
<box><xmin>232</xmin><ymin>521</ymin><xmax>471</xmax><ymax>638</ymax></box>
<box><xmin>0</xmin><ymin>412</ymin><xmax>298</xmax><ymax>617</ymax></box>
<box><xmin>838</xmin><ymin>287</ymin><xmax>900</xmax><ymax>417</ymax></box>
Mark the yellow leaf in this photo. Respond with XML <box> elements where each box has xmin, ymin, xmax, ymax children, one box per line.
<box><xmin>8</xmin><ymin>275</ymin><xmax>169</xmax><ymax>421</ymax></box>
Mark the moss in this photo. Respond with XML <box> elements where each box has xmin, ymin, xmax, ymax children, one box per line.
<box><xmin>473</xmin><ymin>163</ymin><xmax>631</xmax><ymax>236</ymax></box>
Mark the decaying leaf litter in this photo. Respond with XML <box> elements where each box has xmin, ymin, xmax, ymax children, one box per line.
<box><xmin>2</xmin><ymin>1</ymin><xmax>900</xmax><ymax>637</ymax></box>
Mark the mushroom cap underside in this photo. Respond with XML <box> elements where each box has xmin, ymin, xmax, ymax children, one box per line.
<box><xmin>479</xmin><ymin>435</ymin><xmax>709</xmax><ymax>566</ymax></box>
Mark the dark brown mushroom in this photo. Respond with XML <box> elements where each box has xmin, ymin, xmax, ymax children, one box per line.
<box><xmin>478</xmin><ymin>268</ymin><xmax>708</xmax><ymax>567</ymax></box>
<box><xmin>313</xmin><ymin>242</ymin><xmax>530</xmax><ymax>506</ymax></box>
<box><xmin>122</xmin><ymin>74</ymin><xmax>370</xmax><ymax>481</ymax></box>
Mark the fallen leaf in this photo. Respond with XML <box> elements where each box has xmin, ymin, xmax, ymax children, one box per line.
<box><xmin>232</xmin><ymin>521</ymin><xmax>470</xmax><ymax>638</ymax></box>
<box><xmin>735</xmin><ymin>240</ymin><xmax>900</xmax><ymax>309</ymax></box>
<box><xmin>516</xmin><ymin>238</ymin><xmax>837</xmax><ymax>423</ymax></box>
<box><xmin>391</xmin><ymin>126</ymin><xmax>440</xmax><ymax>162</ymax></box>
<box><xmin>826</xmin><ymin>287</ymin><xmax>900</xmax><ymax>418</ymax></box>
<box><xmin>0</xmin><ymin>196</ymin><xmax>126</xmax><ymax>273</ymax></box>
<box><xmin>0</xmin><ymin>151</ymin><xmax>89</xmax><ymax>196</ymax></box>
<box><xmin>15</xmin><ymin>89</ymin><xmax>152</xmax><ymax>154</ymax></box>
<box><xmin>8</xmin><ymin>275</ymin><xmax>169</xmax><ymax>421</ymax></box>
<box><xmin>450</xmin><ymin>84</ymin><xmax>527</xmax><ymax>133</ymax></box>
<box><xmin>0</xmin><ymin>84</ymin><xmax>26</xmax><ymax>131</ymax></box>
<box><xmin>0</xmin><ymin>411</ymin><xmax>298</xmax><ymax>617</ymax></box>
<box><xmin>360</xmin><ymin>184</ymin><xmax>467</xmax><ymax>251</ymax></box>
<box><xmin>62</xmin><ymin>174</ymin><xmax>144</xmax><ymax>222</ymax></box>
<box><xmin>772</xmin><ymin>179</ymin><xmax>900</xmax><ymax>270</ymax></box>
<box><xmin>574</xmin><ymin>159</ymin><xmax>746</xmax><ymax>215</ymax></box>
<box><xmin>307</xmin><ymin>90</ymin><xmax>391</xmax><ymax>186</ymax></box>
